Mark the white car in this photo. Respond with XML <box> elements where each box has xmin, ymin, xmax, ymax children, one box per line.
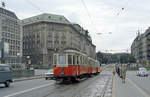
<box><xmin>137</xmin><ymin>68</ymin><xmax>148</xmax><ymax>77</ymax></box>
<box><xmin>44</xmin><ymin>69</ymin><xmax>54</xmax><ymax>80</ymax></box>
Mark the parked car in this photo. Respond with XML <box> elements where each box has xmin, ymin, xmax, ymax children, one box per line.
<box><xmin>0</xmin><ymin>64</ymin><xmax>13</xmax><ymax>87</ymax></box>
<box><xmin>45</xmin><ymin>69</ymin><xmax>53</xmax><ymax>80</ymax></box>
<box><xmin>137</xmin><ymin>67</ymin><xmax>148</xmax><ymax>77</ymax></box>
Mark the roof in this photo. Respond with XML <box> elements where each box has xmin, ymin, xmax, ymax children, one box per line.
<box><xmin>22</xmin><ymin>13</ymin><xmax>95</xmax><ymax>47</ymax></box>
<box><xmin>0</xmin><ymin>7</ymin><xmax>18</xmax><ymax>19</ymax></box>
<box><xmin>72</xmin><ymin>24</ymin><xmax>94</xmax><ymax>46</ymax></box>
<box><xmin>22</xmin><ymin>13</ymin><xmax>71</xmax><ymax>25</ymax></box>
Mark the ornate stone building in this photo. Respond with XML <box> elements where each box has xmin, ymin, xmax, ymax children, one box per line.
<box><xmin>22</xmin><ymin>13</ymin><xmax>96</xmax><ymax>66</ymax></box>
<box><xmin>131</xmin><ymin>28</ymin><xmax>150</xmax><ymax>65</ymax></box>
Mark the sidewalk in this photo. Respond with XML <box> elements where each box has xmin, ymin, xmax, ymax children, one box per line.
<box><xmin>13</xmin><ymin>75</ymin><xmax>45</xmax><ymax>82</ymax></box>
<box><xmin>113</xmin><ymin>75</ymin><xmax>146</xmax><ymax>97</ymax></box>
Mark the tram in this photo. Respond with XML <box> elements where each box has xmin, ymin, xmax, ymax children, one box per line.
<box><xmin>53</xmin><ymin>49</ymin><xmax>100</xmax><ymax>82</ymax></box>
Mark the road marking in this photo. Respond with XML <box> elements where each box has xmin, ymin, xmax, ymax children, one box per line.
<box><xmin>4</xmin><ymin>83</ymin><xmax>53</xmax><ymax>97</ymax></box>
<box><xmin>127</xmin><ymin>78</ymin><xmax>149</xmax><ymax>97</ymax></box>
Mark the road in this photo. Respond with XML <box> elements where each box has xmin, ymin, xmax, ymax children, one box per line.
<box><xmin>128</xmin><ymin>71</ymin><xmax>150</xmax><ymax>96</ymax></box>
<box><xmin>114</xmin><ymin>71</ymin><xmax>150</xmax><ymax>97</ymax></box>
<box><xmin>0</xmin><ymin>68</ymin><xmax>112</xmax><ymax>97</ymax></box>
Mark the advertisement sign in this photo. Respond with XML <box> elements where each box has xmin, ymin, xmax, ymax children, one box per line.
<box><xmin>4</xmin><ymin>42</ymin><xmax>9</xmax><ymax>54</ymax></box>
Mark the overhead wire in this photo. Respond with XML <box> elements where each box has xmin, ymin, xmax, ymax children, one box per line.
<box><xmin>25</xmin><ymin>0</ymin><xmax>44</xmax><ymax>13</ymax></box>
<box><xmin>80</xmin><ymin>0</ymin><xmax>102</xmax><ymax>39</ymax></box>
<box><xmin>80</xmin><ymin>0</ymin><xmax>93</xmax><ymax>25</ymax></box>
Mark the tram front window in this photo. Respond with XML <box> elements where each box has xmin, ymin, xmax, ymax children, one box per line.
<box><xmin>59</xmin><ymin>55</ymin><xmax>66</xmax><ymax>64</ymax></box>
<box><xmin>54</xmin><ymin>55</ymin><xmax>57</xmax><ymax>64</ymax></box>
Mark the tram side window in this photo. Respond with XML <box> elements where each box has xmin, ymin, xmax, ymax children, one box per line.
<box><xmin>82</xmin><ymin>57</ymin><xmax>84</xmax><ymax>65</ymax></box>
<box><xmin>54</xmin><ymin>55</ymin><xmax>57</xmax><ymax>64</ymax></box>
<box><xmin>84</xmin><ymin>57</ymin><xmax>86</xmax><ymax>65</ymax></box>
<box><xmin>77</xmin><ymin>56</ymin><xmax>79</xmax><ymax>64</ymax></box>
<box><xmin>83</xmin><ymin>57</ymin><xmax>85</xmax><ymax>65</ymax></box>
<box><xmin>80</xmin><ymin>56</ymin><xmax>82</xmax><ymax>65</ymax></box>
<box><xmin>68</xmin><ymin>55</ymin><xmax>72</xmax><ymax>65</ymax></box>
<box><xmin>59</xmin><ymin>55</ymin><xmax>66</xmax><ymax>64</ymax></box>
<box><xmin>86</xmin><ymin>58</ymin><xmax>88</xmax><ymax>64</ymax></box>
<box><xmin>73</xmin><ymin>55</ymin><xmax>76</xmax><ymax>65</ymax></box>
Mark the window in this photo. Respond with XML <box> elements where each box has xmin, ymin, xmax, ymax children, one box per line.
<box><xmin>73</xmin><ymin>55</ymin><xmax>76</xmax><ymax>65</ymax></box>
<box><xmin>59</xmin><ymin>55</ymin><xmax>66</xmax><ymax>64</ymax></box>
<box><xmin>68</xmin><ymin>55</ymin><xmax>72</xmax><ymax>65</ymax></box>
<box><xmin>80</xmin><ymin>56</ymin><xmax>82</xmax><ymax>65</ymax></box>
<box><xmin>48</xmin><ymin>16</ymin><xmax>51</xmax><ymax>19</ymax></box>
<box><xmin>77</xmin><ymin>56</ymin><xmax>79</xmax><ymax>64</ymax></box>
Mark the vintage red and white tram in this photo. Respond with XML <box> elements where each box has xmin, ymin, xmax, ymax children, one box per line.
<box><xmin>53</xmin><ymin>49</ymin><xmax>100</xmax><ymax>82</ymax></box>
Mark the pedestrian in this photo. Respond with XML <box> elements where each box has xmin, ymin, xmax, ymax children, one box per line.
<box><xmin>117</xmin><ymin>64</ymin><xmax>120</xmax><ymax>77</ymax></box>
<box><xmin>113</xmin><ymin>67</ymin><xmax>116</xmax><ymax>76</ymax></box>
<box><xmin>115</xmin><ymin>64</ymin><xmax>118</xmax><ymax>73</ymax></box>
<box><xmin>121</xmin><ymin>64</ymin><xmax>127</xmax><ymax>83</ymax></box>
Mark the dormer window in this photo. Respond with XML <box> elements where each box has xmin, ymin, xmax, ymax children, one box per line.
<box><xmin>36</xmin><ymin>17</ymin><xmax>39</xmax><ymax>20</ymax></box>
<box><xmin>60</xmin><ymin>17</ymin><xmax>62</xmax><ymax>20</ymax></box>
<box><xmin>48</xmin><ymin>16</ymin><xmax>51</xmax><ymax>19</ymax></box>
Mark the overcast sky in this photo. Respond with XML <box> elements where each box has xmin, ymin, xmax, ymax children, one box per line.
<box><xmin>3</xmin><ymin>0</ymin><xmax>150</xmax><ymax>53</ymax></box>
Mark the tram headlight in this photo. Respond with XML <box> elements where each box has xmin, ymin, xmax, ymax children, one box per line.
<box><xmin>61</xmin><ymin>69</ymin><xmax>65</xmax><ymax>75</ymax></box>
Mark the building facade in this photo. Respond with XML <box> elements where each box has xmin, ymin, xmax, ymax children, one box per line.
<box><xmin>22</xmin><ymin>13</ymin><xmax>96</xmax><ymax>66</ymax></box>
<box><xmin>0</xmin><ymin>7</ymin><xmax>22</xmax><ymax>65</ymax></box>
<box><xmin>131</xmin><ymin>28</ymin><xmax>150</xmax><ymax>65</ymax></box>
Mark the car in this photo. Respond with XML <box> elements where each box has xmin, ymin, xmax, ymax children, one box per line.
<box><xmin>0</xmin><ymin>64</ymin><xmax>13</xmax><ymax>87</ymax></box>
<box><xmin>44</xmin><ymin>69</ymin><xmax>54</xmax><ymax>80</ymax></box>
<box><xmin>137</xmin><ymin>67</ymin><xmax>148</xmax><ymax>77</ymax></box>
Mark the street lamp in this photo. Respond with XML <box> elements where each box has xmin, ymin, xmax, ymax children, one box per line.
<box><xmin>17</xmin><ymin>53</ymin><xmax>20</xmax><ymax>70</ymax></box>
<box><xmin>17</xmin><ymin>53</ymin><xmax>20</xmax><ymax>63</ymax></box>
<box><xmin>27</xmin><ymin>56</ymin><xmax>30</xmax><ymax>69</ymax></box>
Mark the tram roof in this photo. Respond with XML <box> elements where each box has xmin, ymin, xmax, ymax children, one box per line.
<box><xmin>64</xmin><ymin>49</ymin><xmax>87</xmax><ymax>56</ymax></box>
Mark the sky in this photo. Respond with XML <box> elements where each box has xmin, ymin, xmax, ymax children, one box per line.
<box><xmin>3</xmin><ymin>0</ymin><xmax>150</xmax><ymax>53</ymax></box>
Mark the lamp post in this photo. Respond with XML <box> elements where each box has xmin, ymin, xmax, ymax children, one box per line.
<box><xmin>17</xmin><ymin>53</ymin><xmax>20</xmax><ymax>70</ymax></box>
<box><xmin>27</xmin><ymin>56</ymin><xmax>30</xmax><ymax>69</ymax></box>
<box><xmin>17</xmin><ymin>53</ymin><xmax>20</xmax><ymax>63</ymax></box>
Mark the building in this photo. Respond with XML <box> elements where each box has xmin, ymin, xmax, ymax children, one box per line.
<box><xmin>22</xmin><ymin>13</ymin><xmax>96</xmax><ymax>66</ymax></box>
<box><xmin>131</xmin><ymin>28</ymin><xmax>150</xmax><ymax>65</ymax></box>
<box><xmin>0</xmin><ymin>7</ymin><xmax>22</xmax><ymax>65</ymax></box>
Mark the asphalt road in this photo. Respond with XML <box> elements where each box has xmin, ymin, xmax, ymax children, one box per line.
<box><xmin>114</xmin><ymin>71</ymin><xmax>150</xmax><ymax>97</ymax></box>
<box><xmin>0</xmin><ymin>68</ymin><xmax>112</xmax><ymax>97</ymax></box>
<box><xmin>128</xmin><ymin>71</ymin><xmax>150</xmax><ymax>96</ymax></box>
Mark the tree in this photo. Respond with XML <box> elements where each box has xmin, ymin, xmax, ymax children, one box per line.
<box><xmin>96</xmin><ymin>52</ymin><xmax>136</xmax><ymax>64</ymax></box>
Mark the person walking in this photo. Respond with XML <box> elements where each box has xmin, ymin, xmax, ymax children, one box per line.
<box><xmin>117</xmin><ymin>64</ymin><xmax>120</xmax><ymax>77</ymax></box>
<box><xmin>113</xmin><ymin>67</ymin><xmax>116</xmax><ymax>76</ymax></box>
<box><xmin>121</xmin><ymin>64</ymin><xmax>127</xmax><ymax>83</ymax></box>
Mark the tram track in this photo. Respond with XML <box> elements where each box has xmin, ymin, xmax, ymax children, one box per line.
<box><xmin>100</xmin><ymin>77</ymin><xmax>111</xmax><ymax>97</ymax></box>
<box><xmin>43</xmin><ymin>66</ymin><xmax>112</xmax><ymax>97</ymax></box>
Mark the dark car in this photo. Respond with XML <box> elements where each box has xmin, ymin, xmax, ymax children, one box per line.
<box><xmin>0</xmin><ymin>64</ymin><xmax>13</xmax><ymax>87</ymax></box>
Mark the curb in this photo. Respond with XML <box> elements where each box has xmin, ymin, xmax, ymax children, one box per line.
<box><xmin>13</xmin><ymin>76</ymin><xmax>46</xmax><ymax>82</ymax></box>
